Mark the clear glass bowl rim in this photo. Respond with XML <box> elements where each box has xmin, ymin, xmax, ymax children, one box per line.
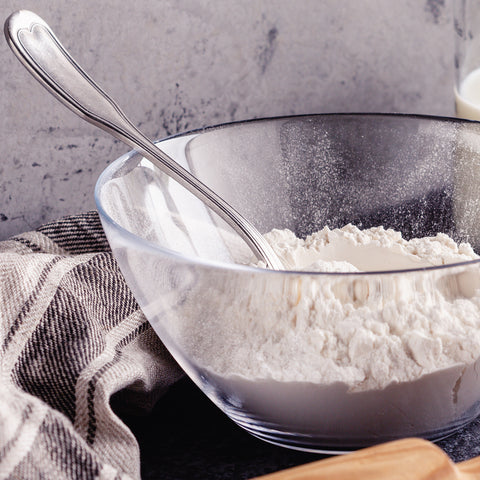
<box><xmin>94</xmin><ymin>112</ymin><xmax>480</xmax><ymax>277</ymax></box>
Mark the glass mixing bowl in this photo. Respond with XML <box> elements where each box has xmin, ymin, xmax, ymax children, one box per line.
<box><xmin>95</xmin><ymin>113</ymin><xmax>480</xmax><ymax>453</ymax></box>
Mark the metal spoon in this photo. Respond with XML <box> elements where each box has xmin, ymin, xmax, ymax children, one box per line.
<box><xmin>4</xmin><ymin>10</ymin><xmax>284</xmax><ymax>270</ymax></box>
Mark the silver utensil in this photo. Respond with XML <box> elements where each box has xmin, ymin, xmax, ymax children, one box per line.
<box><xmin>4</xmin><ymin>10</ymin><xmax>284</xmax><ymax>270</ymax></box>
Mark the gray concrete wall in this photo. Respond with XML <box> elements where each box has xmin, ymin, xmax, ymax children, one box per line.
<box><xmin>0</xmin><ymin>0</ymin><xmax>454</xmax><ymax>239</ymax></box>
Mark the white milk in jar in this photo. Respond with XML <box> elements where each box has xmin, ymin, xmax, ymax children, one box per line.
<box><xmin>456</xmin><ymin>67</ymin><xmax>480</xmax><ymax>120</ymax></box>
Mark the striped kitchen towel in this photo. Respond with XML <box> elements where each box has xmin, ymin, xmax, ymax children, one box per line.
<box><xmin>0</xmin><ymin>212</ymin><xmax>184</xmax><ymax>479</ymax></box>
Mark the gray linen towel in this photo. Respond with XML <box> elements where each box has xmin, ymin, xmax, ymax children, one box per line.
<box><xmin>0</xmin><ymin>212</ymin><xmax>184</xmax><ymax>479</ymax></box>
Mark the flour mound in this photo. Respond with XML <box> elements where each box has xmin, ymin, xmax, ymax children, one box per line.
<box><xmin>176</xmin><ymin>224</ymin><xmax>480</xmax><ymax>439</ymax></box>
<box><xmin>189</xmin><ymin>225</ymin><xmax>480</xmax><ymax>392</ymax></box>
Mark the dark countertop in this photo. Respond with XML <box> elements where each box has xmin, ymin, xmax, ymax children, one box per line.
<box><xmin>121</xmin><ymin>377</ymin><xmax>480</xmax><ymax>479</ymax></box>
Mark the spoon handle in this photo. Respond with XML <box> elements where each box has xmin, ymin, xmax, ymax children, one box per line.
<box><xmin>4</xmin><ymin>10</ymin><xmax>283</xmax><ymax>270</ymax></box>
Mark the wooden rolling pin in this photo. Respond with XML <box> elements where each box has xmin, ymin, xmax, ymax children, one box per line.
<box><xmin>252</xmin><ymin>438</ymin><xmax>480</xmax><ymax>479</ymax></box>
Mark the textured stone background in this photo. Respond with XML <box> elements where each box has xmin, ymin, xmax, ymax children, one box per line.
<box><xmin>1</xmin><ymin>0</ymin><xmax>454</xmax><ymax>239</ymax></box>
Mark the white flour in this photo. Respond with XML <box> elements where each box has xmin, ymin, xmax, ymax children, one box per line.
<box><xmin>258</xmin><ymin>224</ymin><xmax>478</xmax><ymax>272</ymax></box>
<box><xmin>197</xmin><ymin>224</ymin><xmax>480</xmax><ymax>391</ymax></box>
<box><xmin>178</xmin><ymin>224</ymin><xmax>480</xmax><ymax>439</ymax></box>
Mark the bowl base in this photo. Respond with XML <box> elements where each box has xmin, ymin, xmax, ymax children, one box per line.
<box><xmin>226</xmin><ymin>406</ymin><xmax>479</xmax><ymax>454</ymax></box>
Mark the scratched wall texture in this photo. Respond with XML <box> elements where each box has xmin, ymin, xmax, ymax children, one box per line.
<box><xmin>0</xmin><ymin>0</ymin><xmax>453</xmax><ymax>239</ymax></box>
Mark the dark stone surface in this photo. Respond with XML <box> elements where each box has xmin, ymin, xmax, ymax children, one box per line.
<box><xmin>121</xmin><ymin>377</ymin><xmax>480</xmax><ymax>479</ymax></box>
<box><xmin>121</xmin><ymin>378</ymin><xmax>322</xmax><ymax>479</ymax></box>
<box><xmin>437</xmin><ymin>416</ymin><xmax>480</xmax><ymax>463</ymax></box>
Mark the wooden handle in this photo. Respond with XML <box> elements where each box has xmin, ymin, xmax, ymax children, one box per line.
<box><xmin>457</xmin><ymin>455</ymin><xmax>480</xmax><ymax>479</ymax></box>
<box><xmin>251</xmin><ymin>438</ymin><xmax>480</xmax><ymax>480</ymax></box>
